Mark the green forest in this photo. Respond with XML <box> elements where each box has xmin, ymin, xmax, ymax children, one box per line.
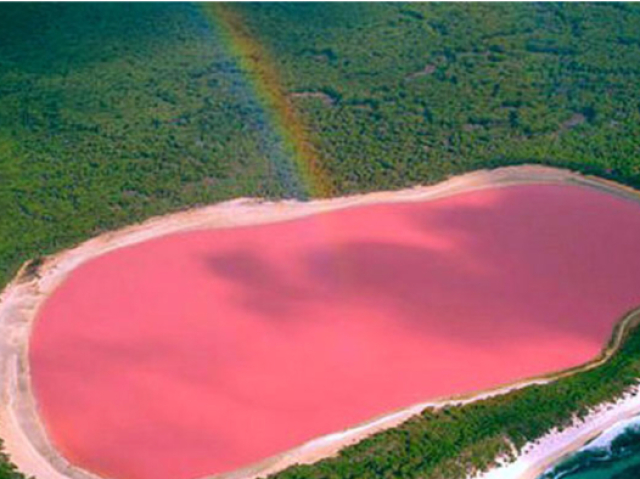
<box><xmin>0</xmin><ymin>447</ymin><xmax>23</xmax><ymax>479</ymax></box>
<box><xmin>234</xmin><ymin>2</ymin><xmax>640</xmax><ymax>192</ymax></box>
<box><xmin>2</xmin><ymin>2</ymin><xmax>640</xmax><ymax>478</ymax></box>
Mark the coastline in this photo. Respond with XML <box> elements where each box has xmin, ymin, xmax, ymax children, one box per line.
<box><xmin>2</xmin><ymin>165</ymin><xmax>640</xmax><ymax>479</ymax></box>
<box><xmin>475</xmin><ymin>387</ymin><xmax>640</xmax><ymax>479</ymax></box>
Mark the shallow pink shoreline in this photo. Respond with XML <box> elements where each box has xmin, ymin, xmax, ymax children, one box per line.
<box><xmin>30</xmin><ymin>184</ymin><xmax>640</xmax><ymax>479</ymax></box>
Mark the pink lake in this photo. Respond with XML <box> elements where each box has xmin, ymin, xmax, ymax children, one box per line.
<box><xmin>30</xmin><ymin>184</ymin><xmax>640</xmax><ymax>479</ymax></box>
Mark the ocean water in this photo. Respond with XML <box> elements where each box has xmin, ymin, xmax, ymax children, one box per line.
<box><xmin>539</xmin><ymin>416</ymin><xmax>640</xmax><ymax>479</ymax></box>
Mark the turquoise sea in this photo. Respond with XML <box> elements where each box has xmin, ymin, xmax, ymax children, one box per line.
<box><xmin>539</xmin><ymin>417</ymin><xmax>640</xmax><ymax>479</ymax></box>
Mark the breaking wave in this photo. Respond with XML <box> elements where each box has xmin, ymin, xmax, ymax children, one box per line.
<box><xmin>540</xmin><ymin>416</ymin><xmax>640</xmax><ymax>479</ymax></box>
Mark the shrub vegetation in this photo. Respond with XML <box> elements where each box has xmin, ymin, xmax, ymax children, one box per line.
<box><xmin>2</xmin><ymin>3</ymin><xmax>640</xmax><ymax>478</ymax></box>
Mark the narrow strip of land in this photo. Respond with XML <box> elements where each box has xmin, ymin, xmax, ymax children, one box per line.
<box><xmin>476</xmin><ymin>384</ymin><xmax>640</xmax><ymax>479</ymax></box>
<box><xmin>2</xmin><ymin>165</ymin><xmax>640</xmax><ymax>479</ymax></box>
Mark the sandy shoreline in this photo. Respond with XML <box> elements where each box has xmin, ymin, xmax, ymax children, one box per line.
<box><xmin>475</xmin><ymin>387</ymin><xmax>640</xmax><ymax>479</ymax></box>
<box><xmin>2</xmin><ymin>165</ymin><xmax>640</xmax><ymax>479</ymax></box>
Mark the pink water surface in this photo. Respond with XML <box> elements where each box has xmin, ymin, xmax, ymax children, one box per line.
<box><xmin>30</xmin><ymin>185</ymin><xmax>640</xmax><ymax>479</ymax></box>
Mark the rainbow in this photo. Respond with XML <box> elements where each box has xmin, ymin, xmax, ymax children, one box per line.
<box><xmin>201</xmin><ymin>4</ymin><xmax>334</xmax><ymax>198</ymax></box>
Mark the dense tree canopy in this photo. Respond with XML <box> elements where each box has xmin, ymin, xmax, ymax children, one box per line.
<box><xmin>2</xmin><ymin>3</ymin><xmax>640</xmax><ymax>478</ymax></box>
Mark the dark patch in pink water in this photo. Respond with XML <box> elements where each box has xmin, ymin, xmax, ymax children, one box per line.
<box><xmin>30</xmin><ymin>185</ymin><xmax>640</xmax><ymax>479</ymax></box>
